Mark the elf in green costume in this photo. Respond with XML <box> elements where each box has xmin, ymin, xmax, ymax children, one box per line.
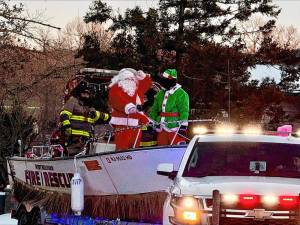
<box><xmin>149</xmin><ymin>69</ymin><xmax>189</xmax><ymax>145</ymax></box>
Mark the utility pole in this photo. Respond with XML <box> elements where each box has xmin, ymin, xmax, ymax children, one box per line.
<box><xmin>228</xmin><ymin>59</ymin><xmax>231</xmax><ymax>123</ymax></box>
<box><xmin>176</xmin><ymin>0</ymin><xmax>187</xmax><ymax>70</ymax></box>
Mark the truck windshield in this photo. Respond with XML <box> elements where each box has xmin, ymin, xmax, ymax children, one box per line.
<box><xmin>183</xmin><ymin>142</ymin><xmax>300</xmax><ymax>178</ymax></box>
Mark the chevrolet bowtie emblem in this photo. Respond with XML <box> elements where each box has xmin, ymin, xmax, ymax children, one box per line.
<box><xmin>246</xmin><ymin>209</ymin><xmax>273</xmax><ymax>220</ymax></box>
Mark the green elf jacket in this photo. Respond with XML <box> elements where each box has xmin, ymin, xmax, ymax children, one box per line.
<box><xmin>149</xmin><ymin>84</ymin><xmax>189</xmax><ymax>130</ymax></box>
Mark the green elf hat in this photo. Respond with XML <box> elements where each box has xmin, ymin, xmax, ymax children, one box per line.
<box><xmin>161</xmin><ymin>69</ymin><xmax>177</xmax><ymax>79</ymax></box>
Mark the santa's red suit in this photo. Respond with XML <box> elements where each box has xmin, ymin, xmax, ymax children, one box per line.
<box><xmin>108</xmin><ymin>68</ymin><xmax>152</xmax><ymax>151</ymax></box>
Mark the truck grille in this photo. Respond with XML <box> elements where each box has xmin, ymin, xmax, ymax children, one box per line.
<box><xmin>217</xmin><ymin>218</ymin><xmax>299</xmax><ymax>225</ymax></box>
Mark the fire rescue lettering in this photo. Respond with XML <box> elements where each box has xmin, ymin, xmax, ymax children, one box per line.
<box><xmin>25</xmin><ymin>170</ymin><xmax>73</xmax><ymax>188</ymax></box>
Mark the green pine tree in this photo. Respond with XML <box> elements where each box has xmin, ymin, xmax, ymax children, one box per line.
<box><xmin>159</xmin><ymin>0</ymin><xmax>281</xmax><ymax>67</ymax></box>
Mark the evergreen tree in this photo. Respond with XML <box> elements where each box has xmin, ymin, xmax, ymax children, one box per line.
<box><xmin>76</xmin><ymin>33</ymin><xmax>101</xmax><ymax>67</ymax></box>
<box><xmin>159</xmin><ymin>0</ymin><xmax>281</xmax><ymax>67</ymax></box>
<box><xmin>110</xmin><ymin>7</ymin><xmax>161</xmax><ymax>71</ymax></box>
<box><xmin>80</xmin><ymin>0</ymin><xmax>297</xmax><ymax>126</ymax></box>
<box><xmin>77</xmin><ymin>0</ymin><xmax>112</xmax><ymax>67</ymax></box>
<box><xmin>0</xmin><ymin>99</ymin><xmax>35</xmax><ymax>160</ymax></box>
<box><xmin>256</xmin><ymin>35</ymin><xmax>300</xmax><ymax>92</ymax></box>
<box><xmin>84</xmin><ymin>0</ymin><xmax>112</xmax><ymax>23</ymax></box>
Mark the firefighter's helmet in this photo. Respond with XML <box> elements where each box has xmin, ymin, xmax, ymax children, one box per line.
<box><xmin>76</xmin><ymin>80</ymin><xmax>91</xmax><ymax>95</ymax></box>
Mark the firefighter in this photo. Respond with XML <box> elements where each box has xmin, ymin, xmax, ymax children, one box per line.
<box><xmin>60</xmin><ymin>81</ymin><xmax>110</xmax><ymax>156</ymax></box>
<box><xmin>149</xmin><ymin>69</ymin><xmax>189</xmax><ymax>146</ymax></box>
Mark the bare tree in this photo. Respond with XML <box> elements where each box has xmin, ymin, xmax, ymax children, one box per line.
<box><xmin>0</xmin><ymin>0</ymin><xmax>60</xmax><ymax>44</ymax></box>
<box><xmin>52</xmin><ymin>17</ymin><xmax>114</xmax><ymax>51</ymax></box>
<box><xmin>241</xmin><ymin>16</ymin><xmax>300</xmax><ymax>53</ymax></box>
<box><xmin>272</xmin><ymin>25</ymin><xmax>300</xmax><ymax>50</ymax></box>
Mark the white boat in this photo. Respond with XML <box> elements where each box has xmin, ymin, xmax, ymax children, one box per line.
<box><xmin>7</xmin><ymin>144</ymin><xmax>186</xmax><ymax>222</ymax></box>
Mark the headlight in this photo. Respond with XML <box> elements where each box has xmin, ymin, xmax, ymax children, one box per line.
<box><xmin>193</xmin><ymin>126</ymin><xmax>208</xmax><ymax>135</ymax></box>
<box><xmin>170</xmin><ymin>195</ymin><xmax>201</xmax><ymax>224</ymax></box>
<box><xmin>261</xmin><ymin>195</ymin><xmax>279</xmax><ymax>207</ymax></box>
<box><xmin>222</xmin><ymin>193</ymin><xmax>239</xmax><ymax>205</ymax></box>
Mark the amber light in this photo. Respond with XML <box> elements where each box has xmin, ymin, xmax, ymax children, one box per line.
<box><xmin>182</xmin><ymin>211</ymin><xmax>200</xmax><ymax>222</ymax></box>
<box><xmin>170</xmin><ymin>196</ymin><xmax>201</xmax><ymax>224</ymax></box>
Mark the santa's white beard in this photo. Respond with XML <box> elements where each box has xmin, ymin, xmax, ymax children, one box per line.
<box><xmin>118</xmin><ymin>79</ymin><xmax>137</xmax><ymax>97</ymax></box>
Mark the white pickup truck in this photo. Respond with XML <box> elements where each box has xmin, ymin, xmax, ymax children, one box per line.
<box><xmin>157</xmin><ymin>132</ymin><xmax>300</xmax><ymax>225</ymax></box>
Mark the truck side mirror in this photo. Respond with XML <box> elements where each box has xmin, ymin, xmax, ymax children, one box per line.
<box><xmin>157</xmin><ymin>163</ymin><xmax>177</xmax><ymax>179</ymax></box>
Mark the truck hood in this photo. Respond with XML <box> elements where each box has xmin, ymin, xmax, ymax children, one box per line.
<box><xmin>177</xmin><ymin>176</ymin><xmax>300</xmax><ymax>196</ymax></box>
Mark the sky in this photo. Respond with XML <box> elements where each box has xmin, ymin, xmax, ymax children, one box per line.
<box><xmin>16</xmin><ymin>0</ymin><xmax>159</xmax><ymax>29</ymax></box>
<box><xmin>13</xmin><ymin>0</ymin><xmax>300</xmax><ymax>31</ymax></box>
<box><xmin>248</xmin><ymin>65</ymin><xmax>281</xmax><ymax>83</ymax></box>
<box><xmin>13</xmin><ymin>0</ymin><xmax>300</xmax><ymax>83</ymax></box>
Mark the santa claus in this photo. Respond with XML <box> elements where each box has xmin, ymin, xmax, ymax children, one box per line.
<box><xmin>108</xmin><ymin>68</ymin><xmax>152</xmax><ymax>151</ymax></box>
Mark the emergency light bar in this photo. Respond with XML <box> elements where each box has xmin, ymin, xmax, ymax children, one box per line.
<box><xmin>192</xmin><ymin>123</ymin><xmax>300</xmax><ymax>137</ymax></box>
<box><xmin>222</xmin><ymin>194</ymin><xmax>300</xmax><ymax>210</ymax></box>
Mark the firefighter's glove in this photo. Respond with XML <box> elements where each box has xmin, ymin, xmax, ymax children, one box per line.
<box><xmin>89</xmin><ymin>110</ymin><xmax>97</xmax><ymax>119</ymax></box>
<box><xmin>178</xmin><ymin>125</ymin><xmax>188</xmax><ymax>137</ymax></box>
<box><xmin>99</xmin><ymin>112</ymin><xmax>111</xmax><ymax>122</ymax></box>
<box><xmin>89</xmin><ymin>110</ymin><xmax>111</xmax><ymax>122</ymax></box>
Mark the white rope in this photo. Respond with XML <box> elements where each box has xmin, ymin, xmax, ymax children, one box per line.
<box><xmin>94</xmin><ymin>118</ymin><xmax>221</xmax><ymax>141</ymax></box>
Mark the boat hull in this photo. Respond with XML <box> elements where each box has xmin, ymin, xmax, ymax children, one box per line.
<box><xmin>8</xmin><ymin>145</ymin><xmax>185</xmax><ymax>195</ymax></box>
<box><xmin>7</xmin><ymin>146</ymin><xmax>186</xmax><ymax>222</ymax></box>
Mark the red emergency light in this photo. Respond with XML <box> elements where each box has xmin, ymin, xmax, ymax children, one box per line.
<box><xmin>222</xmin><ymin>193</ymin><xmax>300</xmax><ymax>210</ymax></box>
<box><xmin>239</xmin><ymin>194</ymin><xmax>260</xmax><ymax>209</ymax></box>
<box><xmin>279</xmin><ymin>196</ymin><xmax>299</xmax><ymax>209</ymax></box>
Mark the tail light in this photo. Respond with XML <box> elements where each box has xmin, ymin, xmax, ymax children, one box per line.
<box><xmin>279</xmin><ymin>196</ymin><xmax>299</xmax><ymax>209</ymax></box>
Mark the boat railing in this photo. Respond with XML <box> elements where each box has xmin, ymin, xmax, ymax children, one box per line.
<box><xmin>26</xmin><ymin>144</ymin><xmax>64</xmax><ymax>159</ymax></box>
<box><xmin>24</xmin><ymin>119</ymin><xmax>221</xmax><ymax>158</ymax></box>
<box><xmin>99</xmin><ymin>119</ymin><xmax>221</xmax><ymax>148</ymax></box>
